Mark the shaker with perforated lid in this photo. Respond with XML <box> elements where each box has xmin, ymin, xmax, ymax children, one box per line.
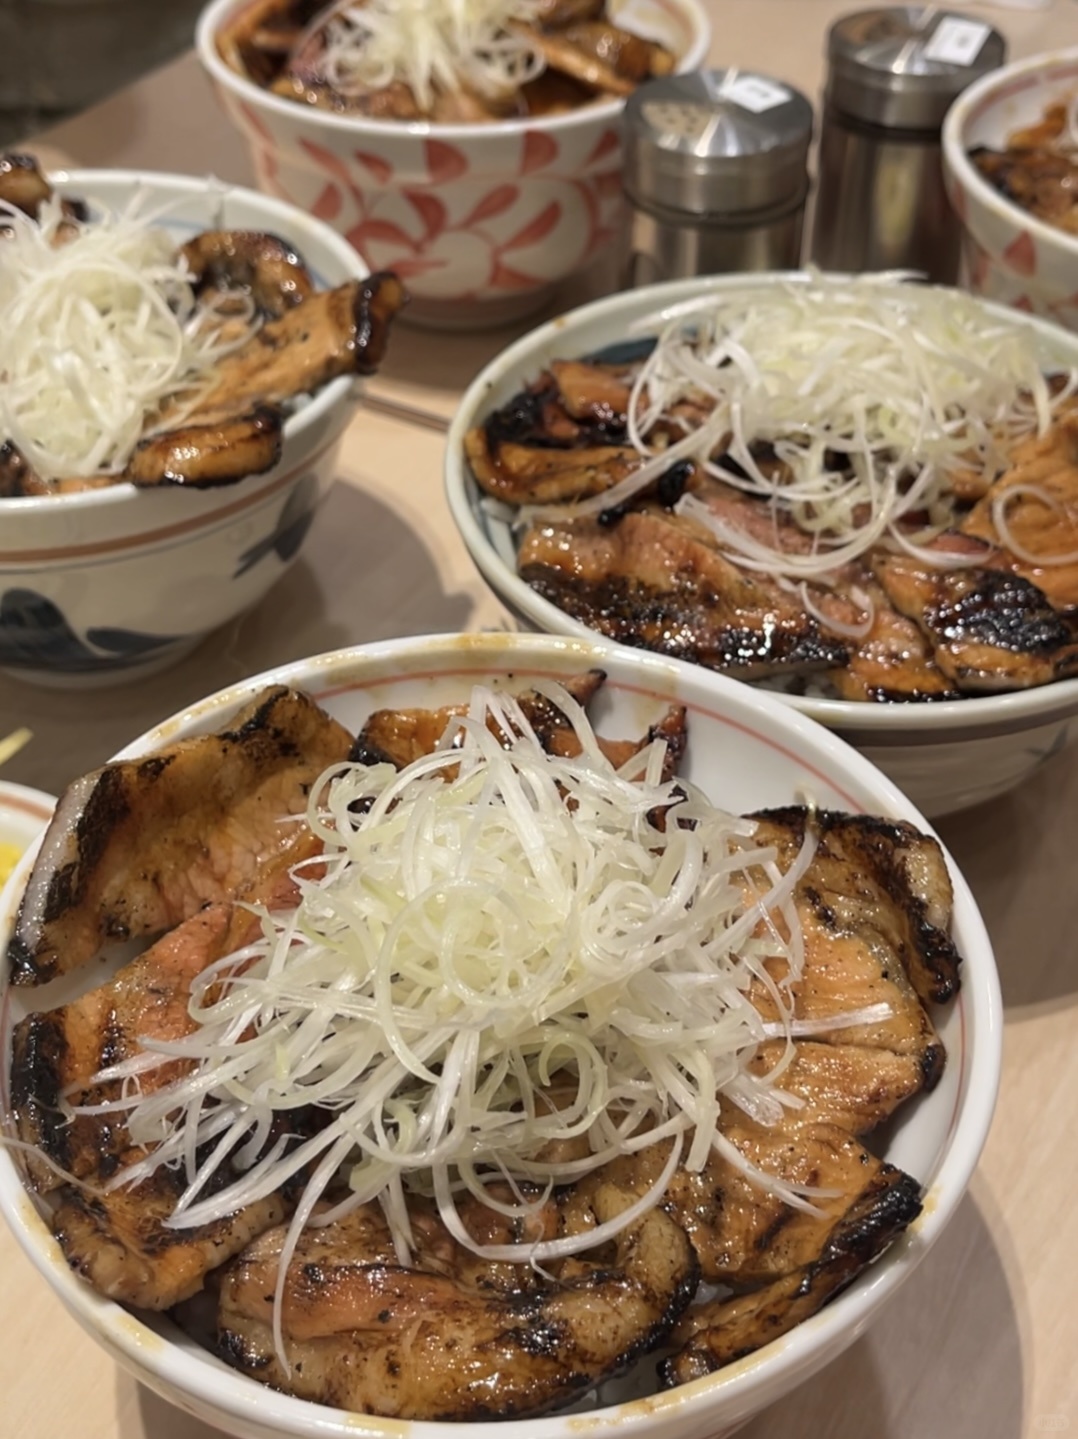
<box><xmin>809</xmin><ymin>6</ymin><xmax>1006</xmax><ymax>283</ymax></box>
<box><xmin>622</xmin><ymin>69</ymin><xmax>814</xmax><ymax>287</ymax></box>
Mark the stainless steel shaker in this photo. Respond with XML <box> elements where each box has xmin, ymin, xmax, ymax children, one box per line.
<box><xmin>810</xmin><ymin>6</ymin><xmax>1006</xmax><ymax>283</ymax></box>
<box><xmin>622</xmin><ymin>70</ymin><xmax>814</xmax><ymax>287</ymax></box>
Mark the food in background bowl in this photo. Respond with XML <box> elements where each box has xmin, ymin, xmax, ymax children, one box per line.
<box><xmin>197</xmin><ymin>0</ymin><xmax>710</xmax><ymax>328</ymax></box>
<box><xmin>218</xmin><ymin>0</ymin><xmax>676</xmax><ymax>122</ymax></box>
<box><xmin>942</xmin><ymin>47</ymin><xmax>1078</xmax><ymax>333</ymax></box>
<box><xmin>0</xmin><ymin>632</ymin><xmax>999</xmax><ymax>1438</ymax></box>
<box><xmin>0</xmin><ymin>154</ymin><xmax>403</xmax><ymax>495</ymax></box>
<box><xmin>445</xmin><ymin>275</ymin><xmax>1078</xmax><ymax>816</ymax></box>
<box><xmin>464</xmin><ymin>275</ymin><xmax>1078</xmax><ymax>703</ymax></box>
<box><xmin>0</xmin><ymin>167</ymin><xmax>401</xmax><ymax>685</ymax></box>
<box><xmin>969</xmin><ymin>99</ymin><xmax>1078</xmax><ymax>240</ymax></box>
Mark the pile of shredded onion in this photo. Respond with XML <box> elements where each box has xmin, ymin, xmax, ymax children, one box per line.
<box><xmin>74</xmin><ymin>683</ymin><xmax>899</xmax><ymax>1294</ymax></box>
<box><xmin>0</xmin><ymin>193</ymin><xmax>257</xmax><ymax>482</ymax></box>
<box><xmin>537</xmin><ymin>275</ymin><xmax>1077</xmax><ymax>580</ymax></box>
<box><xmin>312</xmin><ymin>0</ymin><xmax>546</xmax><ymax>111</ymax></box>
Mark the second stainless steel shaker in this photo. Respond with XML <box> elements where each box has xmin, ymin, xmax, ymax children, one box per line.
<box><xmin>810</xmin><ymin>6</ymin><xmax>1006</xmax><ymax>283</ymax></box>
<box><xmin>622</xmin><ymin>69</ymin><xmax>814</xmax><ymax>287</ymax></box>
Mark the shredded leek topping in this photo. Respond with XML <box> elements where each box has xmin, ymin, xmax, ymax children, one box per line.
<box><xmin>314</xmin><ymin>0</ymin><xmax>546</xmax><ymax>111</ymax></box>
<box><xmin>0</xmin><ymin>194</ymin><xmax>258</xmax><ymax>483</ymax></box>
<box><xmin>540</xmin><ymin>275</ymin><xmax>1077</xmax><ymax>579</ymax></box>
<box><xmin>78</xmin><ymin>685</ymin><xmax>864</xmax><ymax>1285</ymax></box>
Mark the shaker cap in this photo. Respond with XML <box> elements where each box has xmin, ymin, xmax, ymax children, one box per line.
<box><xmin>622</xmin><ymin>70</ymin><xmax>814</xmax><ymax>218</ymax></box>
<box><xmin>825</xmin><ymin>6</ymin><xmax>1006</xmax><ymax>129</ymax></box>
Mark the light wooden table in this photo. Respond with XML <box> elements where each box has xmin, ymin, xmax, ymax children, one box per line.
<box><xmin>4</xmin><ymin>4</ymin><xmax>1078</xmax><ymax>1437</ymax></box>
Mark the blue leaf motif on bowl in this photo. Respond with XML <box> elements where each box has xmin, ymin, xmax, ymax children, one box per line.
<box><xmin>234</xmin><ymin>473</ymin><xmax>320</xmax><ymax>578</ymax></box>
<box><xmin>0</xmin><ymin>589</ymin><xmax>181</xmax><ymax>673</ymax></box>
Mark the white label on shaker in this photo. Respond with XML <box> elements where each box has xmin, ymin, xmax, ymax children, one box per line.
<box><xmin>922</xmin><ymin>17</ymin><xmax>990</xmax><ymax>66</ymax></box>
<box><xmin>721</xmin><ymin>75</ymin><xmax>791</xmax><ymax>114</ymax></box>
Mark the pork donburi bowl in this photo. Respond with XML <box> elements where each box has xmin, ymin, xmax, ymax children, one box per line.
<box><xmin>0</xmin><ymin>632</ymin><xmax>1000</xmax><ymax>1439</ymax></box>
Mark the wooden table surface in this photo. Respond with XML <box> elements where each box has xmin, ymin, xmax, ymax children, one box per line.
<box><xmin>4</xmin><ymin>4</ymin><xmax>1078</xmax><ymax>1437</ymax></box>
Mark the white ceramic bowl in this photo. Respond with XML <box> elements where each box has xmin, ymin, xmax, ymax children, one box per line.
<box><xmin>0</xmin><ymin>168</ymin><xmax>374</xmax><ymax>687</ymax></box>
<box><xmin>942</xmin><ymin>47</ymin><xmax>1078</xmax><ymax>332</ymax></box>
<box><xmin>196</xmin><ymin>0</ymin><xmax>710</xmax><ymax>329</ymax></box>
<box><xmin>0</xmin><ymin>631</ymin><xmax>1000</xmax><ymax>1439</ymax></box>
<box><xmin>444</xmin><ymin>273</ymin><xmax>1078</xmax><ymax>818</ymax></box>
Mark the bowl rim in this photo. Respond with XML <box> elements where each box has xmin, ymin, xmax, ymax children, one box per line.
<box><xmin>443</xmin><ymin>269</ymin><xmax>1078</xmax><ymax>738</ymax></box>
<box><xmin>195</xmin><ymin>0</ymin><xmax>712</xmax><ymax>142</ymax></box>
<box><xmin>0</xmin><ymin>630</ymin><xmax>1002</xmax><ymax>1439</ymax></box>
<box><xmin>0</xmin><ymin>165</ymin><xmax>369</xmax><ymax>515</ymax></box>
<box><xmin>941</xmin><ymin>44</ymin><xmax>1078</xmax><ymax>265</ymax></box>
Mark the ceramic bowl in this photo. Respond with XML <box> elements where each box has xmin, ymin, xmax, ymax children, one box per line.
<box><xmin>196</xmin><ymin>0</ymin><xmax>710</xmax><ymax>329</ymax></box>
<box><xmin>0</xmin><ymin>168</ymin><xmax>372</xmax><ymax>688</ymax></box>
<box><xmin>0</xmin><ymin>630</ymin><xmax>999</xmax><ymax>1439</ymax></box>
<box><xmin>942</xmin><ymin>46</ymin><xmax>1078</xmax><ymax>332</ymax></box>
<box><xmin>443</xmin><ymin>273</ymin><xmax>1078</xmax><ymax>818</ymax></box>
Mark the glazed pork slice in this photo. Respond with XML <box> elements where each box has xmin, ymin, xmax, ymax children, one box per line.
<box><xmin>11</xmin><ymin>832</ymin><xmax>321</xmax><ymax>1304</ymax></box>
<box><xmin>959</xmin><ymin>411</ymin><xmax>1078</xmax><ymax>611</ymax></box>
<box><xmin>179</xmin><ymin>271</ymin><xmax>406</xmax><ymax>426</ymax></box>
<box><xmin>217</xmin><ymin>1171</ymin><xmax>698</xmax><ymax>1420</ymax></box>
<box><xmin>53</xmin><ymin>1162</ymin><xmax>292</xmax><ymax>1311</ymax></box>
<box><xmin>872</xmin><ymin>551</ymin><xmax>1078</xmax><ymax>693</ymax></box>
<box><xmin>826</xmin><ymin>576</ymin><xmax>962</xmax><ymax>703</ymax></box>
<box><xmin>8</xmin><ymin>685</ymin><xmax>354</xmax><ymax>985</ymax></box>
<box><xmin>351</xmin><ymin>669</ymin><xmax>687</xmax><ymax>781</ymax></box>
<box><xmin>654</xmin><ymin>1117</ymin><xmax>920</xmax><ymax>1291</ymax></box>
<box><xmin>466</xmin><ymin>430</ymin><xmax>642</xmax><ymax>505</ymax></box>
<box><xmin>10</xmin><ymin>828</ymin><xmax>320</xmax><ymax>1192</ymax></box>
<box><xmin>519</xmin><ymin>510</ymin><xmax>850</xmax><ymax>679</ymax></box>
<box><xmin>746</xmin><ymin>1039</ymin><xmax>927</xmax><ymax>1136</ymax></box>
<box><xmin>662</xmin><ymin>1158</ymin><xmax>922</xmax><ymax>1385</ymax></box>
<box><xmin>749</xmin><ymin>807</ymin><xmax>960</xmax><ymax>1019</ymax></box>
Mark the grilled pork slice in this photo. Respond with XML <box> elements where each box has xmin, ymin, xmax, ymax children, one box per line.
<box><xmin>662</xmin><ymin>1161</ymin><xmax>922</xmax><ymax>1385</ymax></box>
<box><xmin>827</xmin><ymin>577</ymin><xmax>962</xmax><ymax>703</ymax></box>
<box><xmin>127</xmin><ymin>406</ymin><xmax>283</xmax><ymax>488</ymax></box>
<box><xmin>53</xmin><ymin>1167</ymin><xmax>291</xmax><ymax>1310</ymax></box>
<box><xmin>351</xmin><ymin>669</ymin><xmax>687</xmax><ymax>781</ymax></box>
<box><xmin>8</xmin><ymin>685</ymin><xmax>353</xmax><ymax>985</ymax></box>
<box><xmin>10</xmin><ymin>829</ymin><xmax>318</xmax><ymax>1193</ymax></box>
<box><xmin>747</xmin><ymin>1040</ymin><xmax>927</xmax><ymax>1136</ymax></box>
<box><xmin>658</xmin><ymin>1118</ymin><xmax>919</xmax><ymax>1290</ymax></box>
<box><xmin>873</xmin><ymin>552</ymin><xmax>1078</xmax><ymax>693</ymax></box>
<box><xmin>183</xmin><ymin>271</ymin><xmax>405</xmax><ymax>426</ymax></box>
<box><xmin>13</xmin><ymin>832</ymin><xmax>320</xmax><ymax>1301</ymax></box>
<box><xmin>466</xmin><ymin>430</ymin><xmax>642</xmax><ymax>505</ymax></box>
<box><xmin>217</xmin><ymin>1177</ymin><xmax>698</xmax><ymax>1420</ymax></box>
<box><xmin>11</xmin><ymin>903</ymin><xmax>235</xmax><ymax>1193</ymax></box>
<box><xmin>519</xmin><ymin>511</ymin><xmax>850</xmax><ymax>679</ymax></box>
<box><xmin>750</xmin><ymin>808</ymin><xmax>959</xmax><ymax>1023</ymax></box>
<box><xmin>959</xmin><ymin>411</ymin><xmax>1078</xmax><ymax>611</ymax></box>
<box><xmin>548</xmin><ymin>360</ymin><xmax>631</xmax><ymax>426</ymax></box>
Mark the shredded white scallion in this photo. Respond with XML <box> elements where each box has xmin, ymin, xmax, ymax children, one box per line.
<box><xmin>540</xmin><ymin>275</ymin><xmax>1077</xmax><ymax>580</ymax></box>
<box><xmin>314</xmin><ymin>0</ymin><xmax>547</xmax><ymax>112</ymax></box>
<box><xmin>86</xmin><ymin>684</ymin><xmax>822</xmax><ymax>1270</ymax></box>
<box><xmin>0</xmin><ymin>193</ymin><xmax>258</xmax><ymax>482</ymax></box>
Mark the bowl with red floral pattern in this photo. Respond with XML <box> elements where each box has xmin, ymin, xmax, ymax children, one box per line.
<box><xmin>943</xmin><ymin>46</ymin><xmax>1078</xmax><ymax>332</ymax></box>
<box><xmin>196</xmin><ymin>0</ymin><xmax>710</xmax><ymax>329</ymax></box>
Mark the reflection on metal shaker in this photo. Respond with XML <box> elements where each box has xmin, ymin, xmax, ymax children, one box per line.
<box><xmin>810</xmin><ymin>6</ymin><xmax>1006</xmax><ymax>283</ymax></box>
<box><xmin>622</xmin><ymin>70</ymin><xmax>814</xmax><ymax>286</ymax></box>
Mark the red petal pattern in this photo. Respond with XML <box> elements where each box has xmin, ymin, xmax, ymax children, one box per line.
<box><xmin>1003</xmin><ymin>229</ymin><xmax>1037</xmax><ymax>277</ymax></box>
<box><xmin>501</xmin><ymin>201</ymin><xmax>561</xmax><ymax>252</ymax></box>
<box><xmin>425</xmin><ymin>138</ymin><xmax>469</xmax><ymax>184</ymax></box>
<box><xmin>462</xmin><ymin>185</ymin><xmax>519</xmax><ymax>227</ymax></box>
<box><xmin>521</xmin><ymin>130</ymin><xmax>559</xmax><ymax>175</ymax></box>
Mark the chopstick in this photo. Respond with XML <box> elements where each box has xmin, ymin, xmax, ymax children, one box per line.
<box><xmin>362</xmin><ymin>392</ymin><xmax>451</xmax><ymax>434</ymax></box>
<box><xmin>0</xmin><ymin>728</ymin><xmax>32</xmax><ymax>767</ymax></box>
